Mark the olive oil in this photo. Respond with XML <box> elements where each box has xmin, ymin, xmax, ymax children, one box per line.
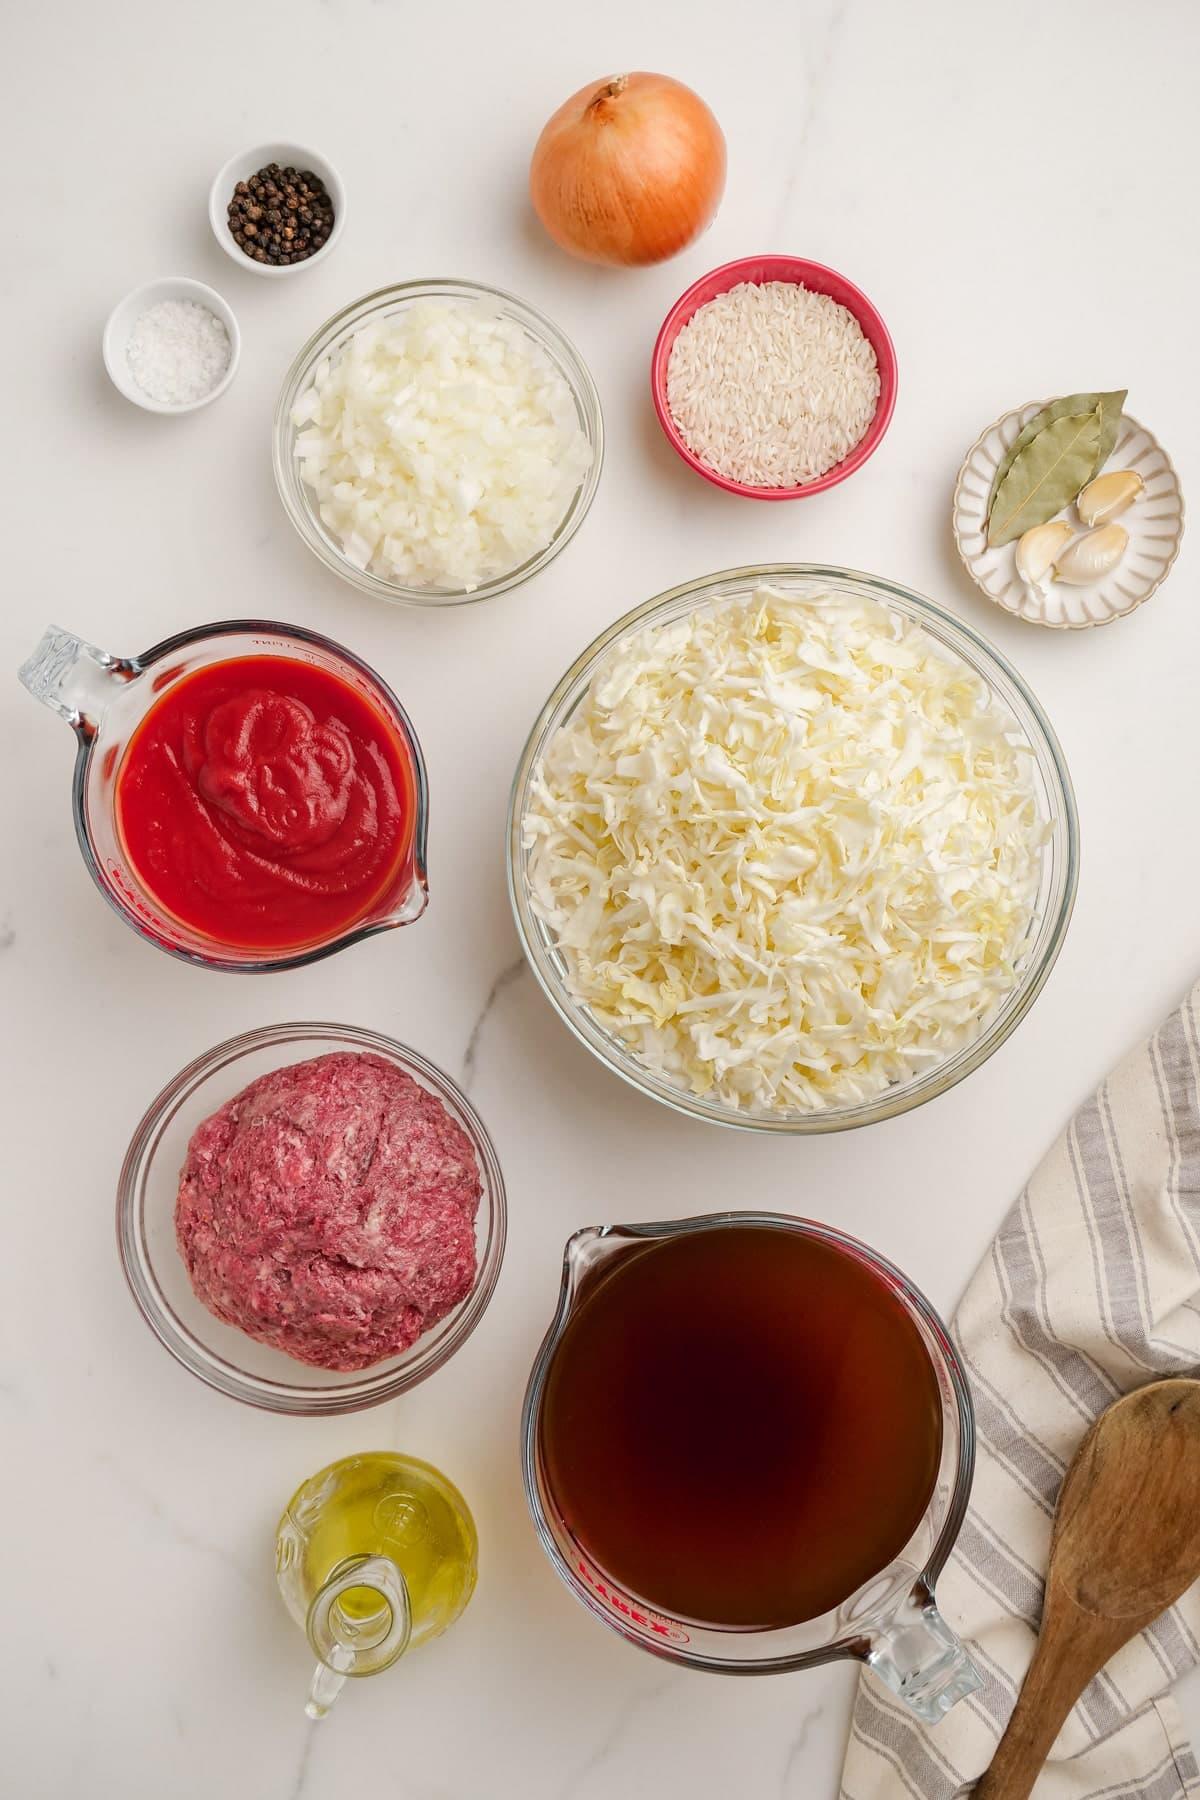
<box><xmin>276</xmin><ymin>1451</ymin><xmax>477</xmax><ymax>1714</ymax></box>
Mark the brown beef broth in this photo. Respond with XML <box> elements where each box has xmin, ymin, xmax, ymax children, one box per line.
<box><xmin>539</xmin><ymin>1225</ymin><xmax>943</xmax><ymax>1629</ymax></box>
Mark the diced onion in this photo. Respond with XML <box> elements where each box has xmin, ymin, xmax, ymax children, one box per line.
<box><xmin>292</xmin><ymin>299</ymin><xmax>593</xmax><ymax>592</ymax></box>
<box><xmin>523</xmin><ymin>587</ymin><xmax>1047</xmax><ymax>1113</ymax></box>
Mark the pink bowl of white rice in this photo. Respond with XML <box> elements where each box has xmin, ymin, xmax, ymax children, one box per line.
<box><xmin>651</xmin><ymin>255</ymin><xmax>897</xmax><ymax>500</ymax></box>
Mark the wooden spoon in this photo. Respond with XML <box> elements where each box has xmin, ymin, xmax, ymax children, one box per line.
<box><xmin>976</xmin><ymin>1378</ymin><xmax>1200</xmax><ymax>1800</ymax></box>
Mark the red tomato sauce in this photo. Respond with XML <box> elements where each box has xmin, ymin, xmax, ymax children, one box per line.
<box><xmin>115</xmin><ymin>656</ymin><xmax>418</xmax><ymax>952</ymax></box>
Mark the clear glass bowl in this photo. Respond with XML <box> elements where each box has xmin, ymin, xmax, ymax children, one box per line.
<box><xmin>117</xmin><ymin>1023</ymin><xmax>507</xmax><ymax>1414</ymax></box>
<box><xmin>273</xmin><ymin>279</ymin><xmax>604</xmax><ymax>608</ymax></box>
<box><xmin>507</xmin><ymin>564</ymin><xmax>1079</xmax><ymax>1135</ymax></box>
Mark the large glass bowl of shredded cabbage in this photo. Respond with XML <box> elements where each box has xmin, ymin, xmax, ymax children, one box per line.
<box><xmin>509</xmin><ymin>566</ymin><xmax>1077</xmax><ymax>1133</ymax></box>
<box><xmin>274</xmin><ymin>280</ymin><xmax>603</xmax><ymax>607</ymax></box>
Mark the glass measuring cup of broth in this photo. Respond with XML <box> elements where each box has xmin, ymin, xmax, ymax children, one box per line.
<box><xmin>276</xmin><ymin>1451</ymin><xmax>478</xmax><ymax>1719</ymax></box>
<box><xmin>522</xmin><ymin>1213</ymin><xmax>981</xmax><ymax>1723</ymax></box>
<box><xmin>17</xmin><ymin>620</ymin><xmax>428</xmax><ymax>971</ymax></box>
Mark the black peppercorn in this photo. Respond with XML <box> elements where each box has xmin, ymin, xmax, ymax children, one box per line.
<box><xmin>226</xmin><ymin>161</ymin><xmax>336</xmax><ymax>266</ymax></box>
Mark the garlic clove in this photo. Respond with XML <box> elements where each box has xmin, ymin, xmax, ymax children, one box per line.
<box><xmin>1077</xmin><ymin>469</ymin><xmax>1143</xmax><ymax>527</ymax></box>
<box><xmin>1053</xmin><ymin>524</ymin><xmax>1129</xmax><ymax>585</ymax></box>
<box><xmin>1015</xmin><ymin>519</ymin><xmax>1074</xmax><ymax>592</ymax></box>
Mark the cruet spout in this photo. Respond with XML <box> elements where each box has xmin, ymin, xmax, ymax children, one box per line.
<box><xmin>18</xmin><ymin>625</ymin><xmax>137</xmax><ymax>740</ymax></box>
<box><xmin>304</xmin><ymin>1554</ymin><xmax>412</xmax><ymax>1721</ymax></box>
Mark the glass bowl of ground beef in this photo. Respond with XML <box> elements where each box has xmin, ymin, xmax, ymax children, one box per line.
<box><xmin>117</xmin><ymin>1023</ymin><xmax>507</xmax><ymax>1415</ymax></box>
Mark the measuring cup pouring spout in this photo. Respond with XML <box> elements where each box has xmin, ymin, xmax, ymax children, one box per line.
<box><xmin>17</xmin><ymin>619</ymin><xmax>430</xmax><ymax>970</ymax></box>
<box><xmin>557</xmin><ymin>1225</ymin><xmax>633</xmax><ymax>1306</ymax></box>
<box><xmin>523</xmin><ymin>1212</ymin><xmax>982</xmax><ymax>1721</ymax></box>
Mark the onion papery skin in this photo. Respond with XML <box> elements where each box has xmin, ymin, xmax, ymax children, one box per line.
<box><xmin>530</xmin><ymin>72</ymin><xmax>726</xmax><ymax>267</ymax></box>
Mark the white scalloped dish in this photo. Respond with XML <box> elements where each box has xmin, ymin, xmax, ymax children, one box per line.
<box><xmin>953</xmin><ymin>402</ymin><xmax>1184</xmax><ymax>629</ymax></box>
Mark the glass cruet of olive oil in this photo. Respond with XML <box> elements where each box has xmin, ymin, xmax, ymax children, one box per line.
<box><xmin>275</xmin><ymin>1451</ymin><xmax>478</xmax><ymax>1718</ymax></box>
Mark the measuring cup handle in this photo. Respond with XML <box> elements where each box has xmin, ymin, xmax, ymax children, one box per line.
<box><xmin>18</xmin><ymin>625</ymin><xmax>135</xmax><ymax>738</ymax></box>
<box><xmin>864</xmin><ymin>1581</ymin><xmax>982</xmax><ymax>1724</ymax></box>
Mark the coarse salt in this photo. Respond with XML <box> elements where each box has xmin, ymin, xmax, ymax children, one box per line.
<box><xmin>126</xmin><ymin>299</ymin><xmax>231</xmax><ymax>407</ymax></box>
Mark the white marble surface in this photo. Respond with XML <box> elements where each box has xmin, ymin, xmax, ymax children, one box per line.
<box><xmin>5</xmin><ymin>1</ymin><xmax>1200</xmax><ymax>1793</ymax></box>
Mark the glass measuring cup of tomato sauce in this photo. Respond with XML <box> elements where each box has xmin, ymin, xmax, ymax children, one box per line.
<box><xmin>18</xmin><ymin>620</ymin><xmax>428</xmax><ymax>971</ymax></box>
<box><xmin>522</xmin><ymin>1212</ymin><xmax>981</xmax><ymax>1724</ymax></box>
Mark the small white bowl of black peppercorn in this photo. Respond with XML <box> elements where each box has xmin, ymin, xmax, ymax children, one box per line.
<box><xmin>209</xmin><ymin>142</ymin><xmax>345</xmax><ymax>278</ymax></box>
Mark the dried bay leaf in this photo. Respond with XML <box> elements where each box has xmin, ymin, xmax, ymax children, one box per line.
<box><xmin>1092</xmin><ymin>388</ymin><xmax>1128</xmax><ymax>472</ymax></box>
<box><xmin>986</xmin><ymin>389</ymin><xmax>1127</xmax><ymax>517</ymax></box>
<box><xmin>987</xmin><ymin>407</ymin><xmax>1102</xmax><ymax>547</ymax></box>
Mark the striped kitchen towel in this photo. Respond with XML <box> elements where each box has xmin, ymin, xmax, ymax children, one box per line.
<box><xmin>841</xmin><ymin>980</ymin><xmax>1200</xmax><ymax>1800</ymax></box>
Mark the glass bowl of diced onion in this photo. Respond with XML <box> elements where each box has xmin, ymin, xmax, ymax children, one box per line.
<box><xmin>273</xmin><ymin>279</ymin><xmax>604</xmax><ymax>608</ymax></box>
<box><xmin>507</xmin><ymin>564</ymin><xmax>1079</xmax><ymax>1134</ymax></box>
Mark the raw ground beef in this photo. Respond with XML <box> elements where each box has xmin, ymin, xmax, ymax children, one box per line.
<box><xmin>175</xmin><ymin>1052</ymin><xmax>481</xmax><ymax>1370</ymax></box>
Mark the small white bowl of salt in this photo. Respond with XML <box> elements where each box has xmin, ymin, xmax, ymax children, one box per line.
<box><xmin>103</xmin><ymin>277</ymin><xmax>240</xmax><ymax>414</ymax></box>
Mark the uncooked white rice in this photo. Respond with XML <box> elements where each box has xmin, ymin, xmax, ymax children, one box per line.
<box><xmin>665</xmin><ymin>281</ymin><xmax>881</xmax><ymax>488</ymax></box>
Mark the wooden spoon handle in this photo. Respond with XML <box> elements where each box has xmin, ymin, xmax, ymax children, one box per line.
<box><xmin>975</xmin><ymin>1605</ymin><xmax>1115</xmax><ymax>1800</ymax></box>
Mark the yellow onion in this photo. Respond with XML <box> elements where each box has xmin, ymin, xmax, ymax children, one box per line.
<box><xmin>530</xmin><ymin>72</ymin><xmax>726</xmax><ymax>267</ymax></box>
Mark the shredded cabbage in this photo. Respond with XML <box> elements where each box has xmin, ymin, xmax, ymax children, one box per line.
<box><xmin>523</xmin><ymin>587</ymin><xmax>1047</xmax><ymax>1113</ymax></box>
<box><xmin>292</xmin><ymin>299</ymin><xmax>592</xmax><ymax>591</ymax></box>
